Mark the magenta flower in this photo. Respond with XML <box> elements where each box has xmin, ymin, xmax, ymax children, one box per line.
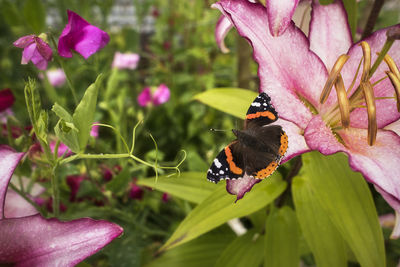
<box><xmin>58</xmin><ymin>10</ymin><xmax>110</xmax><ymax>59</ymax></box>
<box><xmin>112</xmin><ymin>52</ymin><xmax>140</xmax><ymax>70</ymax></box>
<box><xmin>214</xmin><ymin>0</ymin><xmax>400</xmax><ymax>236</ymax></box>
<box><xmin>50</xmin><ymin>141</ymin><xmax>73</xmax><ymax>157</ymax></box>
<box><xmin>137</xmin><ymin>84</ymin><xmax>171</xmax><ymax>107</ymax></box>
<box><xmin>0</xmin><ymin>145</ymin><xmax>123</xmax><ymax>266</ymax></box>
<box><xmin>66</xmin><ymin>175</ymin><xmax>86</xmax><ymax>202</ymax></box>
<box><xmin>0</xmin><ymin>89</ymin><xmax>15</xmax><ymax>112</ymax></box>
<box><xmin>90</xmin><ymin>123</ymin><xmax>100</xmax><ymax>138</ymax></box>
<box><xmin>13</xmin><ymin>35</ymin><xmax>52</xmax><ymax>70</ymax></box>
<box><xmin>129</xmin><ymin>184</ymin><xmax>144</xmax><ymax>200</ymax></box>
<box><xmin>45</xmin><ymin>69</ymin><xmax>67</xmax><ymax>87</ymax></box>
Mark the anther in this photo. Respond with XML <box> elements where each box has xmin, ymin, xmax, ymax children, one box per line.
<box><xmin>360</xmin><ymin>81</ymin><xmax>377</xmax><ymax>146</ymax></box>
<box><xmin>384</xmin><ymin>54</ymin><xmax>400</xmax><ymax>80</ymax></box>
<box><xmin>360</xmin><ymin>41</ymin><xmax>371</xmax><ymax>82</ymax></box>
<box><xmin>386</xmin><ymin>71</ymin><xmax>400</xmax><ymax>112</ymax></box>
<box><xmin>320</xmin><ymin>54</ymin><xmax>349</xmax><ymax>104</ymax></box>
<box><xmin>334</xmin><ymin>75</ymin><xmax>350</xmax><ymax>128</ymax></box>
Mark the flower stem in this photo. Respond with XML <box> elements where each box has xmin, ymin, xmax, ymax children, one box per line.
<box><xmin>275</xmin><ymin>156</ymin><xmax>302</xmax><ymax>207</ymax></box>
<box><xmin>51</xmin><ymin>164</ymin><xmax>60</xmax><ymax>216</ymax></box>
<box><xmin>361</xmin><ymin>0</ymin><xmax>385</xmax><ymax>39</ymax></box>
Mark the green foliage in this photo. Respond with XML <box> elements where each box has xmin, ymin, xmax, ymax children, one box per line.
<box><xmin>264</xmin><ymin>206</ymin><xmax>300</xmax><ymax>267</ymax></box>
<box><xmin>161</xmin><ymin>174</ymin><xmax>286</xmax><ymax>251</ymax></box>
<box><xmin>301</xmin><ymin>152</ymin><xmax>385</xmax><ymax>267</ymax></box>
<box><xmin>23</xmin><ymin>0</ymin><xmax>46</xmax><ymax>33</ymax></box>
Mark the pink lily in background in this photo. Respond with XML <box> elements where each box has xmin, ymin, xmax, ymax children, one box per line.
<box><xmin>0</xmin><ymin>145</ymin><xmax>123</xmax><ymax>266</ymax></box>
<box><xmin>13</xmin><ymin>35</ymin><xmax>53</xmax><ymax>70</ymax></box>
<box><xmin>214</xmin><ymin>0</ymin><xmax>400</xmax><ymax>237</ymax></box>
<box><xmin>58</xmin><ymin>10</ymin><xmax>110</xmax><ymax>59</ymax></box>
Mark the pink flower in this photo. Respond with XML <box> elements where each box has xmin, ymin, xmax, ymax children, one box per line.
<box><xmin>214</xmin><ymin>0</ymin><xmax>400</xmax><ymax>236</ymax></box>
<box><xmin>162</xmin><ymin>193</ymin><xmax>171</xmax><ymax>203</ymax></box>
<box><xmin>112</xmin><ymin>52</ymin><xmax>140</xmax><ymax>70</ymax></box>
<box><xmin>90</xmin><ymin>123</ymin><xmax>100</xmax><ymax>138</ymax></box>
<box><xmin>13</xmin><ymin>35</ymin><xmax>52</xmax><ymax>70</ymax></box>
<box><xmin>46</xmin><ymin>69</ymin><xmax>66</xmax><ymax>87</ymax></box>
<box><xmin>129</xmin><ymin>183</ymin><xmax>144</xmax><ymax>200</ymax></box>
<box><xmin>0</xmin><ymin>145</ymin><xmax>123</xmax><ymax>266</ymax></box>
<box><xmin>50</xmin><ymin>141</ymin><xmax>73</xmax><ymax>157</ymax></box>
<box><xmin>58</xmin><ymin>10</ymin><xmax>110</xmax><ymax>59</ymax></box>
<box><xmin>137</xmin><ymin>84</ymin><xmax>171</xmax><ymax>107</ymax></box>
<box><xmin>66</xmin><ymin>175</ymin><xmax>86</xmax><ymax>202</ymax></box>
<box><xmin>0</xmin><ymin>89</ymin><xmax>15</xmax><ymax>112</ymax></box>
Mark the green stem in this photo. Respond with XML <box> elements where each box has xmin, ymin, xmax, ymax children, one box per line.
<box><xmin>370</xmin><ymin>39</ymin><xmax>395</xmax><ymax>77</ymax></box>
<box><xmin>51</xmin><ymin>164</ymin><xmax>60</xmax><ymax>216</ymax></box>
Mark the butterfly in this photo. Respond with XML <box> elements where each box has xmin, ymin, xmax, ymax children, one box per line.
<box><xmin>207</xmin><ymin>92</ymin><xmax>288</xmax><ymax>183</ymax></box>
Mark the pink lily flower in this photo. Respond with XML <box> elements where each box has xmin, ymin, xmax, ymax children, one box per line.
<box><xmin>0</xmin><ymin>145</ymin><xmax>123</xmax><ymax>266</ymax></box>
<box><xmin>214</xmin><ymin>0</ymin><xmax>400</xmax><ymax>237</ymax></box>
<box><xmin>112</xmin><ymin>52</ymin><xmax>140</xmax><ymax>70</ymax></box>
<box><xmin>58</xmin><ymin>10</ymin><xmax>110</xmax><ymax>59</ymax></box>
<box><xmin>13</xmin><ymin>35</ymin><xmax>53</xmax><ymax>70</ymax></box>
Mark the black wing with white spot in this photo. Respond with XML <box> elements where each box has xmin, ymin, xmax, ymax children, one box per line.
<box><xmin>245</xmin><ymin>92</ymin><xmax>278</xmax><ymax>128</ymax></box>
<box><xmin>207</xmin><ymin>145</ymin><xmax>242</xmax><ymax>183</ymax></box>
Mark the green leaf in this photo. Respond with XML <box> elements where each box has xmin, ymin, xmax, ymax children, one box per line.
<box><xmin>137</xmin><ymin>172</ymin><xmax>218</xmax><ymax>204</ymax></box>
<box><xmin>52</xmin><ymin>103</ymin><xmax>73</xmax><ymax>123</ymax></box>
<box><xmin>265</xmin><ymin>206</ymin><xmax>299</xmax><ymax>267</ymax></box>
<box><xmin>23</xmin><ymin>0</ymin><xmax>45</xmax><ymax>33</ymax></box>
<box><xmin>54</xmin><ymin>120</ymin><xmax>80</xmax><ymax>153</ymax></box>
<box><xmin>73</xmin><ymin>74</ymin><xmax>103</xmax><ymax>152</ymax></box>
<box><xmin>161</xmin><ymin>174</ymin><xmax>286</xmax><ymax>251</ymax></box>
<box><xmin>303</xmin><ymin>152</ymin><xmax>385</xmax><ymax>267</ymax></box>
<box><xmin>319</xmin><ymin>0</ymin><xmax>334</xmax><ymax>4</ymax></box>
<box><xmin>193</xmin><ymin>88</ymin><xmax>258</xmax><ymax>119</ymax></box>
<box><xmin>1</xmin><ymin>0</ymin><xmax>22</xmax><ymax>26</ymax></box>
<box><xmin>146</xmin><ymin>229</ymin><xmax>235</xmax><ymax>267</ymax></box>
<box><xmin>105</xmin><ymin>168</ymin><xmax>131</xmax><ymax>194</ymax></box>
<box><xmin>292</xmin><ymin>175</ymin><xmax>347</xmax><ymax>267</ymax></box>
<box><xmin>215</xmin><ymin>230</ymin><xmax>263</xmax><ymax>267</ymax></box>
<box><xmin>343</xmin><ymin>0</ymin><xmax>357</xmax><ymax>38</ymax></box>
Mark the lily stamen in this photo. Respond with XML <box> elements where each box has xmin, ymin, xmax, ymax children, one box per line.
<box><xmin>360</xmin><ymin>81</ymin><xmax>377</xmax><ymax>146</ymax></box>
<box><xmin>385</xmin><ymin>71</ymin><xmax>400</xmax><ymax>112</ymax></box>
<box><xmin>320</xmin><ymin>54</ymin><xmax>349</xmax><ymax>104</ymax></box>
<box><xmin>384</xmin><ymin>54</ymin><xmax>400</xmax><ymax>80</ymax></box>
<box><xmin>334</xmin><ymin>74</ymin><xmax>350</xmax><ymax>128</ymax></box>
<box><xmin>360</xmin><ymin>41</ymin><xmax>371</xmax><ymax>82</ymax></box>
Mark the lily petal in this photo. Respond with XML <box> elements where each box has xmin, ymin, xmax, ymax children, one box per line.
<box><xmin>4</xmin><ymin>190</ymin><xmax>38</xmax><ymax>218</ymax></box>
<box><xmin>342</xmin><ymin>25</ymin><xmax>400</xmax><ymax>129</ymax></box>
<box><xmin>266</xmin><ymin>0</ymin><xmax>299</xmax><ymax>36</ymax></box>
<box><xmin>0</xmin><ymin>145</ymin><xmax>24</xmax><ymax>219</ymax></box>
<box><xmin>226</xmin><ymin>174</ymin><xmax>261</xmax><ymax>201</ymax></box>
<box><xmin>213</xmin><ymin>0</ymin><xmax>328</xmax><ymax>128</ymax></box>
<box><xmin>309</xmin><ymin>0</ymin><xmax>352</xmax><ymax>71</ymax></box>
<box><xmin>0</xmin><ymin>215</ymin><xmax>123</xmax><ymax>266</ymax></box>
<box><xmin>215</xmin><ymin>15</ymin><xmax>233</xmax><ymax>53</ymax></box>
<box><xmin>338</xmin><ymin>128</ymin><xmax>400</xmax><ymax>209</ymax></box>
<box><xmin>375</xmin><ymin>186</ymin><xmax>400</xmax><ymax>239</ymax></box>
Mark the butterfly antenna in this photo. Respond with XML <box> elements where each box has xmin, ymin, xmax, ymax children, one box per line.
<box><xmin>209</xmin><ymin>128</ymin><xmax>229</xmax><ymax>132</ymax></box>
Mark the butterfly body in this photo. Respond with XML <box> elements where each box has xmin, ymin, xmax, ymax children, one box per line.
<box><xmin>207</xmin><ymin>93</ymin><xmax>288</xmax><ymax>183</ymax></box>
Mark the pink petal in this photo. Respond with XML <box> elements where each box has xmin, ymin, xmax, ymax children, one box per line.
<box><xmin>215</xmin><ymin>15</ymin><xmax>233</xmax><ymax>53</ymax></box>
<box><xmin>274</xmin><ymin>119</ymin><xmax>311</xmax><ymax>164</ymax></box>
<box><xmin>58</xmin><ymin>10</ymin><xmax>109</xmax><ymax>59</ymax></box>
<box><xmin>46</xmin><ymin>69</ymin><xmax>67</xmax><ymax>87</ymax></box>
<box><xmin>0</xmin><ymin>215</ymin><xmax>123</xmax><ymax>266</ymax></box>
<box><xmin>30</xmin><ymin>47</ymin><xmax>49</xmax><ymax>70</ymax></box>
<box><xmin>337</xmin><ymin>127</ymin><xmax>400</xmax><ymax>216</ymax></box>
<box><xmin>90</xmin><ymin>123</ymin><xmax>99</xmax><ymax>138</ymax></box>
<box><xmin>212</xmin><ymin>0</ymin><xmax>328</xmax><ymax>129</ymax></box>
<box><xmin>13</xmin><ymin>35</ymin><xmax>35</xmax><ymax>48</ymax></box>
<box><xmin>111</xmin><ymin>52</ymin><xmax>140</xmax><ymax>70</ymax></box>
<box><xmin>21</xmin><ymin>43</ymin><xmax>36</xmax><ymax>64</ymax></box>
<box><xmin>375</xmin><ymin>186</ymin><xmax>400</xmax><ymax>239</ymax></box>
<box><xmin>384</xmin><ymin>119</ymin><xmax>400</xmax><ymax>136</ymax></box>
<box><xmin>0</xmin><ymin>145</ymin><xmax>24</xmax><ymax>219</ymax></box>
<box><xmin>226</xmin><ymin>174</ymin><xmax>261</xmax><ymax>201</ymax></box>
<box><xmin>152</xmin><ymin>84</ymin><xmax>170</xmax><ymax>106</ymax></box>
<box><xmin>137</xmin><ymin>87</ymin><xmax>152</xmax><ymax>107</ymax></box>
<box><xmin>0</xmin><ymin>89</ymin><xmax>15</xmax><ymax>112</ymax></box>
<box><xmin>341</xmin><ymin>24</ymin><xmax>400</xmax><ymax>129</ymax></box>
<box><xmin>266</xmin><ymin>0</ymin><xmax>299</xmax><ymax>36</ymax></box>
<box><xmin>4</xmin><ymin>190</ymin><xmax>38</xmax><ymax>218</ymax></box>
<box><xmin>303</xmin><ymin>115</ymin><xmax>345</xmax><ymax>154</ymax></box>
<box><xmin>309</xmin><ymin>0</ymin><xmax>352</xmax><ymax>71</ymax></box>
<box><xmin>50</xmin><ymin>141</ymin><xmax>73</xmax><ymax>157</ymax></box>
<box><xmin>35</xmin><ymin>37</ymin><xmax>53</xmax><ymax>61</ymax></box>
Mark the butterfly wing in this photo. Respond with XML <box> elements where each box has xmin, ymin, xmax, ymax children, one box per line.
<box><xmin>245</xmin><ymin>92</ymin><xmax>278</xmax><ymax>128</ymax></box>
<box><xmin>207</xmin><ymin>141</ymin><xmax>244</xmax><ymax>183</ymax></box>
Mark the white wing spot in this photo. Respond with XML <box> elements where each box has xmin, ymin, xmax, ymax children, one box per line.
<box><xmin>251</xmin><ymin>102</ymin><xmax>261</xmax><ymax>107</ymax></box>
<box><xmin>214</xmin><ymin>158</ymin><xmax>222</xmax><ymax>168</ymax></box>
<box><xmin>219</xmin><ymin>170</ymin><xmax>224</xmax><ymax>174</ymax></box>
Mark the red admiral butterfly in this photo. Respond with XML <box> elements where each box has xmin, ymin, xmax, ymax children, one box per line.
<box><xmin>207</xmin><ymin>93</ymin><xmax>288</xmax><ymax>183</ymax></box>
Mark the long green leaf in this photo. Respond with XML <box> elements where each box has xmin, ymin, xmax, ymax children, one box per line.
<box><xmin>343</xmin><ymin>0</ymin><xmax>357</xmax><ymax>38</ymax></box>
<box><xmin>161</xmin><ymin>174</ymin><xmax>286</xmax><ymax>251</ymax></box>
<box><xmin>137</xmin><ymin>172</ymin><xmax>219</xmax><ymax>204</ymax></box>
<box><xmin>265</xmin><ymin>206</ymin><xmax>299</xmax><ymax>267</ymax></box>
<box><xmin>215</xmin><ymin>230</ymin><xmax>263</xmax><ymax>267</ymax></box>
<box><xmin>292</xmin><ymin>175</ymin><xmax>347</xmax><ymax>267</ymax></box>
<box><xmin>146</xmin><ymin>228</ymin><xmax>235</xmax><ymax>267</ymax></box>
<box><xmin>193</xmin><ymin>88</ymin><xmax>258</xmax><ymax>119</ymax></box>
<box><xmin>1</xmin><ymin>0</ymin><xmax>22</xmax><ymax>26</ymax></box>
<box><xmin>303</xmin><ymin>152</ymin><xmax>385</xmax><ymax>267</ymax></box>
<box><xmin>73</xmin><ymin>74</ymin><xmax>103</xmax><ymax>152</ymax></box>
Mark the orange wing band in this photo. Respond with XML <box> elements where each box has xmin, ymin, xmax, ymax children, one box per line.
<box><xmin>255</xmin><ymin>161</ymin><xmax>278</xmax><ymax>179</ymax></box>
<box><xmin>225</xmin><ymin>146</ymin><xmax>243</xmax><ymax>175</ymax></box>
<box><xmin>246</xmin><ymin>111</ymin><xmax>276</xmax><ymax>120</ymax></box>
<box><xmin>279</xmin><ymin>132</ymin><xmax>288</xmax><ymax>156</ymax></box>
